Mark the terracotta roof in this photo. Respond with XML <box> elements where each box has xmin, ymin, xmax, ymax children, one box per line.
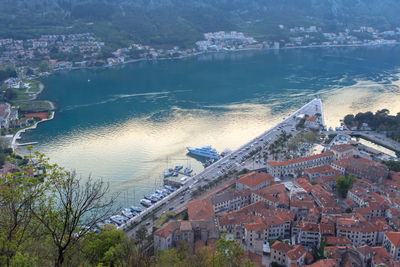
<box><xmin>267</xmin><ymin>152</ymin><xmax>334</xmax><ymax>167</ymax></box>
<box><xmin>385</xmin><ymin>232</ymin><xmax>400</xmax><ymax>247</ymax></box>
<box><xmin>253</xmin><ymin>184</ymin><xmax>289</xmax><ymax>207</ymax></box>
<box><xmin>287</xmin><ymin>245</ymin><xmax>307</xmax><ymax>261</ymax></box>
<box><xmin>326</xmin><ymin>236</ymin><xmax>352</xmax><ymax>246</ymax></box>
<box><xmin>237</xmin><ymin>171</ymin><xmax>273</xmax><ymax>188</ymax></box>
<box><xmin>294</xmin><ymin>178</ymin><xmax>313</xmax><ymax>192</ymax></box>
<box><xmin>271</xmin><ymin>240</ymin><xmax>291</xmax><ymax>253</ymax></box>
<box><xmin>245</xmin><ymin>222</ymin><xmax>267</xmax><ymax>231</ymax></box>
<box><xmin>330</xmin><ymin>144</ymin><xmax>354</xmax><ymax>152</ymax></box>
<box><xmin>154</xmin><ymin>221</ymin><xmax>178</xmax><ymax>238</ymax></box>
<box><xmin>187</xmin><ymin>199</ymin><xmax>215</xmax><ymax>220</ymax></box>
<box><xmin>304</xmin><ymin>165</ymin><xmax>337</xmax><ymax>175</ymax></box>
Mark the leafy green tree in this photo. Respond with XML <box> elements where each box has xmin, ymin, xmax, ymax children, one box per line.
<box><xmin>83</xmin><ymin>226</ymin><xmax>129</xmax><ymax>266</ymax></box>
<box><xmin>336</xmin><ymin>174</ymin><xmax>357</xmax><ymax>198</ymax></box>
<box><xmin>214</xmin><ymin>233</ymin><xmax>253</xmax><ymax>267</ymax></box>
<box><xmin>0</xmin><ymin>152</ymin><xmax>57</xmax><ymax>266</ymax></box>
<box><xmin>383</xmin><ymin>160</ymin><xmax>400</xmax><ymax>172</ymax></box>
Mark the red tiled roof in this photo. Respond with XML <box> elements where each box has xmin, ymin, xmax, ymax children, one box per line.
<box><xmin>154</xmin><ymin>221</ymin><xmax>178</xmax><ymax>238</ymax></box>
<box><xmin>268</xmin><ymin>152</ymin><xmax>334</xmax><ymax>167</ymax></box>
<box><xmin>237</xmin><ymin>171</ymin><xmax>273</xmax><ymax>188</ymax></box>
<box><xmin>287</xmin><ymin>245</ymin><xmax>307</xmax><ymax>261</ymax></box>
<box><xmin>187</xmin><ymin>199</ymin><xmax>215</xmax><ymax>220</ymax></box>
<box><xmin>24</xmin><ymin>113</ymin><xmax>48</xmax><ymax>120</ymax></box>
<box><xmin>305</xmin><ymin>165</ymin><xmax>336</xmax><ymax>175</ymax></box>
<box><xmin>385</xmin><ymin>232</ymin><xmax>400</xmax><ymax>247</ymax></box>
<box><xmin>294</xmin><ymin>178</ymin><xmax>313</xmax><ymax>192</ymax></box>
<box><xmin>253</xmin><ymin>184</ymin><xmax>289</xmax><ymax>207</ymax></box>
<box><xmin>271</xmin><ymin>240</ymin><xmax>291</xmax><ymax>253</ymax></box>
<box><xmin>330</xmin><ymin>144</ymin><xmax>354</xmax><ymax>152</ymax></box>
<box><xmin>326</xmin><ymin>236</ymin><xmax>352</xmax><ymax>246</ymax></box>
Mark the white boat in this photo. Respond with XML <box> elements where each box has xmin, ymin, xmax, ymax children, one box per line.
<box><xmin>184</xmin><ymin>167</ymin><xmax>193</xmax><ymax>175</ymax></box>
<box><xmin>140</xmin><ymin>199</ymin><xmax>152</xmax><ymax>207</ymax></box>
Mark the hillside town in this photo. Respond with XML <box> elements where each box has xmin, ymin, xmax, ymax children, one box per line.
<box><xmin>1</xmin><ymin>25</ymin><xmax>400</xmax><ymax>74</ymax></box>
<box><xmin>151</xmin><ymin>103</ymin><xmax>400</xmax><ymax>266</ymax></box>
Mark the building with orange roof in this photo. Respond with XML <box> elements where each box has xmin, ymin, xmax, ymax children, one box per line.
<box><xmin>331</xmin><ymin>156</ymin><xmax>389</xmax><ymax>184</ymax></box>
<box><xmin>330</xmin><ymin>144</ymin><xmax>358</xmax><ymax>160</ymax></box>
<box><xmin>154</xmin><ymin>218</ymin><xmax>219</xmax><ymax>252</ymax></box>
<box><xmin>266</xmin><ymin>152</ymin><xmax>334</xmax><ymax>178</ymax></box>
<box><xmin>383</xmin><ymin>232</ymin><xmax>400</xmax><ymax>260</ymax></box>
<box><xmin>326</xmin><ymin>236</ymin><xmax>352</xmax><ymax>246</ymax></box>
<box><xmin>297</xmin><ymin>222</ymin><xmax>321</xmax><ymax>247</ymax></box>
<box><xmin>357</xmin><ymin>245</ymin><xmax>400</xmax><ymax>267</ymax></box>
<box><xmin>294</xmin><ymin>178</ymin><xmax>313</xmax><ymax>193</ymax></box>
<box><xmin>209</xmin><ymin>189</ymin><xmax>251</xmax><ymax>214</ymax></box>
<box><xmin>187</xmin><ymin>198</ymin><xmax>215</xmax><ymax>220</ymax></box>
<box><xmin>251</xmin><ymin>183</ymin><xmax>289</xmax><ymax>208</ymax></box>
<box><xmin>290</xmin><ymin>192</ymin><xmax>316</xmax><ymax>217</ymax></box>
<box><xmin>304</xmin><ymin>165</ymin><xmax>340</xmax><ymax>182</ymax></box>
<box><xmin>271</xmin><ymin>240</ymin><xmax>312</xmax><ymax>267</ymax></box>
<box><xmin>236</xmin><ymin>171</ymin><xmax>273</xmax><ymax>191</ymax></box>
<box><xmin>304</xmin><ymin>115</ymin><xmax>320</xmax><ymax>130</ymax></box>
<box><xmin>336</xmin><ymin>217</ymin><xmax>378</xmax><ymax>247</ymax></box>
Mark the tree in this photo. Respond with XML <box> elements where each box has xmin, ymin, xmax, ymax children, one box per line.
<box><xmin>383</xmin><ymin>160</ymin><xmax>400</xmax><ymax>172</ymax></box>
<box><xmin>4</xmin><ymin>89</ymin><xmax>17</xmax><ymax>101</ymax></box>
<box><xmin>336</xmin><ymin>174</ymin><xmax>357</xmax><ymax>198</ymax></box>
<box><xmin>214</xmin><ymin>233</ymin><xmax>253</xmax><ymax>267</ymax></box>
<box><xmin>135</xmin><ymin>225</ymin><xmax>148</xmax><ymax>245</ymax></box>
<box><xmin>83</xmin><ymin>226</ymin><xmax>130</xmax><ymax>266</ymax></box>
<box><xmin>31</xmin><ymin>170</ymin><xmax>117</xmax><ymax>267</ymax></box>
<box><xmin>0</xmin><ymin>152</ymin><xmax>56</xmax><ymax>266</ymax></box>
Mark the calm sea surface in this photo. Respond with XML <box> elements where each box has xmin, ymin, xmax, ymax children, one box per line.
<box><xmin>19</xmin><ymin>46</ymin><xmax>400</xmax><ymax>207</ymax></box>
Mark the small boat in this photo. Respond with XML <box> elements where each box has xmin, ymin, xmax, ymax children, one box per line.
<box><xmin>131</xmin><ymin>206</ymin><xmax>144</xmax><ymax>213</ymax></box>
<box><xmin>184</xmin><ymin>167</ymin><xmax>193</xmax><ymax>175</ymax></box>
<box><xmin>174</xmin><ymin>164</ymin><xmax>183</xmax><ymax>171</ymax></box>
<box><xmin>140</xmin><ymin>199</ymin><xmax>152</xmax><ymax>207</ymax></box>
<box><xmin>165</xmin><ymin>185</ymin><xmax>176</xmax><ymax>191</ymax></box>
<box><xmin>110</xmin><ymin>215</ymin><xmax>128</xmax><ymax>225</ymax></box>
<box><xmin>164</xmin><ymin>168</ymin><xmax>174</xmax><ymax>178</ymax></box>
<box><xmin>122</xmin><ymin>208</ymin><xmax>135</xmax><ymax>218</ymax></box>
<box><xmin>173</xmin><ymin>171</ymin><xmax>179</xmax><ymax>177</ymax></box>
<box><xmin>144</xmin><ymin>194</ymin><xmax>153</xmax><ymax>201</ymax></box>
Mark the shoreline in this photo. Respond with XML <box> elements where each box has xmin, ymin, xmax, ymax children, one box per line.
<box><xmin>11</xmin><ymin>111</ymin><xmax>55</xmax><ymax>152</ymax></box>
<box><xmin>55</xmin><ymin>41</ymin><xmax>400</xmax><ymax>73</ymax></box>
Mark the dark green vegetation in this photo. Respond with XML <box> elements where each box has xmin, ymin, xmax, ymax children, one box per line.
<box><xmin>344</xmin><ymin>109</ymin><xmax>400</xmax><ymax>142</ymax></box>
<box><xmin>1</xmin><ymin>0</ymin><xmax>400</xmax><ymax>48</ymax></box>
<box><xmin>336</xmin><ymin>174</ymin><xmax>357</xmax><ymax>198</ymax></box>
<box><xmin>384</xmin><ymin>160</ymin><xmax>400</xmax><ymax>172</ymax></box>
<box><xmin>0</xmin><ymin>66</ymin><xmax>17</xmax><ymax>82</ymax></box>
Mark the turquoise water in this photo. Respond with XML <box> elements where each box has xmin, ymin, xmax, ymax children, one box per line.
<box><xmin>20</xmin><ymin>46</ymin><xmax>400</xmax><ymax>207</ymax></box>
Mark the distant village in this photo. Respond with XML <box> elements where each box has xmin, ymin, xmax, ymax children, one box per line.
<box><xmin>1</xmin><ymin>25</ymin><xmax>400</xmax><ymax>75</ymax></box>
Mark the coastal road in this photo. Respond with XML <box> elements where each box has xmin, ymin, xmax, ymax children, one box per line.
<box><xmin>124</xmin><ymin>98</ymin><xmax>324</xmax><ymax>236</ymax></box>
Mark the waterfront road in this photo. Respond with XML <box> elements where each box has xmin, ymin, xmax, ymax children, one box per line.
<box><xmin>324</xmin><ymin>130</ymin><xmax>400</xmax><ymax>153</ymax></box>
<box><xmin>124</xmin><ymin>98</ymin><xmax>324</xmax><ymax>237</ymax></box>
